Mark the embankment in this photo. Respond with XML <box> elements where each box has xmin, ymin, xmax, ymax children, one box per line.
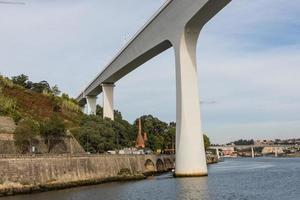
<box><xmin>0</xmin><ymin>154</ymin><xmax>174</xmax><ymax>196</ymax></box>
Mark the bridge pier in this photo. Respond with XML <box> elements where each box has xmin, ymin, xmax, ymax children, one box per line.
<box><xmin>80</xmin><ymin>106</ymin><xmax>85</xmax><ymax>113</ymax></box>
<box><xmin>216</xmin><ymin>148</ymin><xmax>220</xmax><ymax>160</ymax></box>
<box><xmin>102</xmin><ymin>83</ymin><xmax>115</xmax><ymax>120</ymax></box>
<box><xmin>86</xmin><ymin>95</ymin><xmax>97</xmax><ymax>115</ymax></box>
<box><xmin>173</xmin><ymin>28</ymin><xmax>207</xmax><ymax>177</ymax></box>
<box><xmin>251</xmin><ymin>147</ymin><xmax>255</xmax><ymax>158</ymax></box>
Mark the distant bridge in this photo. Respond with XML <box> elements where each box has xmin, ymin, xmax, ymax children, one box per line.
<box><xmin>210</xmin><ymin>144</ymin><xmax>297</xmax><ymax>149</ymax></box>
<box><xmin>209</xmin><ymin>144</ymin><xmax>298</xmax><ymax>159</ymax></box>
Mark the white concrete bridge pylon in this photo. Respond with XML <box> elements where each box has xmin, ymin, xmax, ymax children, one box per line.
<box><xmin>102</xmin><ymin>83</ymin><xmax>115</xmax><ymax>120</ymax></box>
<box><xmin>77</xmin><ymin>0</ymin><xmax>231</xmax><ymax>177</ymax></box>
<box><xmin>86</xmin><ymin>96</ymin><xmax>97</xmax><ymax>115</ymax></box>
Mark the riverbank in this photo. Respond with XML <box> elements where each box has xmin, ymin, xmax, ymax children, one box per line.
<box><xmin>0</xmin><ymin>174</ymin><xmax>147</xmax><ymax>197</ymax></box>
<box><xmin>0</xmin><ymin>154</ymin><xmax>173</xmax><ymax>197</ymax></box>
<box><xmin>0</xmin><ymin>154</ymin><xmax>217</xmax><ymax>197</ymax></box>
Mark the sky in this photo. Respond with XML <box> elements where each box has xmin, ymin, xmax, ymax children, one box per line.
<box><xmin>0</xmin><ymin>0</ymin><xmax>300</xmax><ymax>144</ymax></box>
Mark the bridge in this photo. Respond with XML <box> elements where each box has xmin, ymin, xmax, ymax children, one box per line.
<box><xmin>76</xmin><ymin>0</ymin><xmax>231</xmax><ymax>177</ymax></box>
<box><xmin>209</xmin><ymin>144</ymin><xmax>297</xmax><ymax>159</ymax></box>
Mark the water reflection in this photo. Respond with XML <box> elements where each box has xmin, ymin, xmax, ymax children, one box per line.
<box><xmin>175</xmin><ymin>177</ymin><xmax>210</xmax><ymax>200</ymax></box>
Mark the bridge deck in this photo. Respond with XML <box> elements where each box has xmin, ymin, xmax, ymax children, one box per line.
<box><xmin>76</xmin><ymin>0</ymin><xmax>173</xmax><ymax>105</ymax></box>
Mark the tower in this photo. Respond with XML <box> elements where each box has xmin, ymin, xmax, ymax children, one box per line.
<box><xmin>135</xmin><ymin>118</ymin><xmax>145</xmax><ymax>148</ymax></box>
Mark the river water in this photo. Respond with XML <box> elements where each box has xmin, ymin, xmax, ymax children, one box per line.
<box><xmin>4</xmin><ymin>157</ymin><xmax>300</xmax><ymax>200</ymax></box>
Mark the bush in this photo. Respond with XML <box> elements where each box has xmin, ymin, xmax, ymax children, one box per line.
<box><xmin>0</xmin><ymin>87</ymin><xmax>21</xmax><ymax>121</ymax></box>
<box><xmin>61</xmin><ymin>99</ymin><xmax>81</xmax><ymax>113</ymax></box>
<box><xmin>31</xmin><ymin>81</ymin><xmax>51</xmax><ymax>93</ymax></box>
<box><xmin>14</xmin><ymin>118</ymin><xmax>40</xmax><ymax>153</ymax></box>
<box><xmin>11</xmin><ymin>74</ymin><xmax>28</xmax><ymax>87</ymax></box>
<box><xmin>0</xmin><ymin>75</ymin><xmax>14</xmax><ymax>88</ymax></box>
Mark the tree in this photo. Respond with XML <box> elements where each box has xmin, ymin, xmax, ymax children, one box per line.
<box><xmin>203</xmin><ymin>134</ymin><xmax>211</xmax><ymax>150</ymax></box>
<box><xmin>40</xmin><ymin>114</ymin><xmax>66</xmax><ymax>152</ymax></box>
<box><xmin>11</xmin><ymin>74</ymin><xmax>28</xmax><ymax>87</ymax></box>
<box><xmin>31</xmin><ymin>81</ymin><xmax>51</xmax><ymax>93</ymax></box>
<box><xmin>232</xmin><ymin>139</ymin><xmax>254</xmax><ymax>145</ymax></box>
<box><xmin>25</xmin><ymin>81</ymin><xmax>33</xmax><ymax>89</ymax></box>
<box><xmin>51</xmin><ymin>85</ymin><xmax>61</xmax><ymax>96</ymax></box>
<box><xmin>14</xmin><ymin>118</ymin><xmax>40</xmax><ymax>153</ymax></box>
<box><xmin>61</xmin><ymin>93</ymin><xmax>69</xmax><ymax>100</ymax></box>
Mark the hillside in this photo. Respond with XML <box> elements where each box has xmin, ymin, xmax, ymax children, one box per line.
<box><xmin>0</xmin><ymin>74</ymin><xmax>86</xmax><ymax>154</ymax></box>
<box><xmin>0</xmin><ymin>74</ymin><xmax>82</xmax><ymax>128</ymax></box>
<box><xmin>0</xmin><ymin>74</ymin><xmax>209</xmax><ymax>154</ymax></box>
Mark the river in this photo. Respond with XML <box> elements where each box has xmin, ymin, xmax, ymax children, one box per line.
<box><xmin>3</xmin><ymin>157</ymin><xmax>300</xmax><ymax>200</ymax></box>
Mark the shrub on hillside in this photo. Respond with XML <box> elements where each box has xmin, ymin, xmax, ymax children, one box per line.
<box><xmin>0</xmin><ymin>87</ymin><xmax>21</xmax><ymax>121</ymax></box>
<box><xmin>61</xmin><ymin>99</ymin><xmax>81</xmax><ymax>113</ymax></box>
<box><xmin>11</xmin><ymin>74</ymin><xmax>28</xmax><ymax>88</ymax></box>
<box><xmin>31</xmin><ymin>81</ymin><xmax>51</xmax><ymax>94</ymax></box>
<box><xmin>40</xmin><ymin>114</ymin><xmax>66</xmax><ymax>152</ymax></box>
<box><xmin>14</xmin><ymin>118</ymin><xmax>40</xmax><ymax>153</ymax></box>
<box><xmin>0</xmin><ymin>75</ymin><xmax>14</xmax><ymax>88</ymax></box>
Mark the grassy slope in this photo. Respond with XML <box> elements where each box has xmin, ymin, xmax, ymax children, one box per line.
<box><xmin>0</xmin><ymin>77</ymin><xmax>82</xmax><ymax>129</ymax></box>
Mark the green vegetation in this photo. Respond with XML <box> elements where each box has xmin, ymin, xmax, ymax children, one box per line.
<box><xmin>72</xmin><ymin>107</ymin><xmax>133</xmax><ymax>153</ymax></box>
<box><xmin>14</xmin><ymin>118</ymin><xmax>40</xmax><ymax>153</ymax></box>
<box><xmin>204</xmin><ymin>134</ymin><xmax>211</xmax><ymax>150</ymax></box>
<box><xmin>0</xmin><ymin>79</ymin><xmax>21</xmax><ymax>121</ymax></box>
<box><xmin>229</xmin><ymin>139</ymin><xmax>254</xmax><ymax>145</ymax></box>
<box><xmin>1</xmin><ymin>73</ymin><xmax>212</xmax><ymax>154</ymax></box>
<box><xmin>40</xmin><ymin>115</ymin><xmax>66</xmax><ymax>153</ymax></box>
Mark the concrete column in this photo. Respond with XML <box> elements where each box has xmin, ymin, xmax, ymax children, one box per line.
<box><xmin>251</xmin><ymin>147</ymin><xmax>255</xmax><ymax>158</ymax></box>
<box><xmin>80</xmin><ymin>106</ymin><xmax>85</xmax><ymax>113</ymax></box>
<box><xmin>173</xmin><ymin>29</ymin><xmax>207</xmax><ymax>177</ymax></box>
<box><xmin>86</xmin><ymin>95</ymin><xmax>97</xmax><ymax>115</ymax></box>
<box><xmin>216</xmin><ymin>148</ymin><xmax>220</xmax><ymax>160</ymax></box>
<box><xmin>102</xmin><ymin>83</ymin><xmax>115</xmax><ymax>120</ymax></box>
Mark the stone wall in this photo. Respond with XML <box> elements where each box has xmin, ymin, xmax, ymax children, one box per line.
<box><xmin>0</xmin><ymin>116</ymin><xmax>85</xmax><ymax>154</ymax></box>
<box><xmin>0</xmin><ymin>116</ymin><xmax>16</xmax><ymax>134</ymax></box>
<box><xmin>0</xmin><ymin>154</ymin><xmax>174</xmax><ymax>195</ymax></box>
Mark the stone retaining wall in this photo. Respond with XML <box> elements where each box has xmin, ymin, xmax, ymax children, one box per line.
<box><xmin>0</xmin><ymin>154</ymin><xmax>174</xmax><ymax>196</ymax></box>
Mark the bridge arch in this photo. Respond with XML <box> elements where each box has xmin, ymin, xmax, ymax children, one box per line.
<box><xmin>156</xmin><ymin>158</ymin><xmax>165</xmax><ymax>172</ymax></box>
<box><xmin>164</xmin><ymin>158</ymin><xmax>173</xmax><ymax>170</ymax></box>
<box><xmin>144</xmin><ymin>159</ymin><xmax>155</xmax><ymax>172</ymax></box>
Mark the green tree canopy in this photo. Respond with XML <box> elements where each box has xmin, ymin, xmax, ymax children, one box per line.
<box><xmin>40</xmin><ymin>114</ymin><xmax>66</xmax><ymax>152</ymax></box>
<box><xmin>14</xmin><ymin>118</ymin><xmax>40</xmax><ymax>153</ymax></box>
<box><xmin>203</xmin><ymin>134</ymin><xmax>211</xmax><ymax>150</ymax></box>
<box><xmin>31</xmin><ymin>81</ymin><xmax>51</xmax><ymax>93</ymax></box>
<box><xmin>11</xmin><ymin>74</ymin><xmax>28</xmax><ymax>87</ymax></box>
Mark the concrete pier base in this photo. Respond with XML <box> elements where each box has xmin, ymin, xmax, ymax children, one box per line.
<box><xmin>173</xmin><ymin>27</ymin><xmax>207</xmax><ymax>177</ymax></box>
<box><xmin>102</xmin><ymin>83</ymin><xmax>115</xmax><ymax>120</ymax></box>
<box><xmin>86</xmin><ymin>95</ymin><xmax>97</xmax><ymax>115</ymax></box>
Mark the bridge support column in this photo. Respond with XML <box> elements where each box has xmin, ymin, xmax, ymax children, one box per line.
<box><xmin>86</xmin><ymin>95</ymin><xmax>97</xmax><ymax>115</ymax></box>
<box><xmin>251</xmin><ymin>147</ymin><xmax>255</xmax><ymax>158</ymax></box>
<box><xmin>80</xmin><ymin>106</ymin><xmax>85</xmax><ymax>113</ymax></box>
<box><xmin>216</xmin><ymin>148</ymin><xmax>220</xmax><ymax>160</ymax></box>
<box><xmin>173</xmin><ymin>29</ymin><xmax>207</xmax><ymax>177</ymax></box>
<box><xmin>102</xmin><ymin>83</ymin><xmax>115</xmax><ymax>120</ymax></box>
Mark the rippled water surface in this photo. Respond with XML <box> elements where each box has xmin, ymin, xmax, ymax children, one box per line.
<box><xmin>4</xmin><ymin>157</ymin><xmax>300</xmax><ymax>200</ymax></box>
